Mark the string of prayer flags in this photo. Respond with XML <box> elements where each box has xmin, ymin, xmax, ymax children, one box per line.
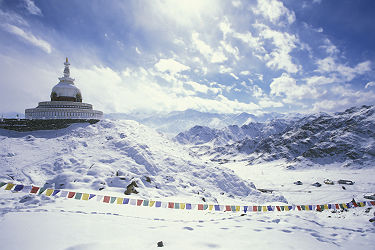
<box><xmin>1</xmin><ymin>181</ymin><xmax>375</xmax><ymax>213</ymax></box>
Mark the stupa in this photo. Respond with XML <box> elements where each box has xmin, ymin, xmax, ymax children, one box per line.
<box><xmin>25</xmin><ymin>58</ymin><xmax>103</xmax><ymax>120</ymax></box>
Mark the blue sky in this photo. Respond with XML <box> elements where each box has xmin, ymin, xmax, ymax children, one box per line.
<box><xmin>0</xmin><ymin>0</ymin><xmax>374</xmax><ymax>115</ymax></box>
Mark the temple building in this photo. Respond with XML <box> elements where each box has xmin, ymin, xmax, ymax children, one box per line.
<box><xmin>25</xmin><ymin>58</ymin><xmax>103</xmax><ymax>120</ymax></box>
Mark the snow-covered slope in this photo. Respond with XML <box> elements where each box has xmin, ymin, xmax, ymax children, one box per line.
<box><xmin>177</xmin><ymin>105</ymin><xmax>375</xmax><ymax>168</ymax></box>
<box><xmin>0</xmin><ymin>120</ymin><xmax>284</xmax><ymax>204</ymax></box>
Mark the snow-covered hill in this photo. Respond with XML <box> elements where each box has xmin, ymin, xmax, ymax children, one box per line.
<box><xmin>0</xmin><ymin>120</ymin><xmax>284</xmax><ymax>204</ymax></box>
<box><xmin>176</xmin><ymin>105</ymin><xmax>375</xmax><ymax>168</ymax></box>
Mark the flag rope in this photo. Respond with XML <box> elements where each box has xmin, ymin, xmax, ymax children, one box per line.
<box><xmin>1</xmin><ymin>181</ymin><xmax>374</xmax><ymax>213</ymax></box>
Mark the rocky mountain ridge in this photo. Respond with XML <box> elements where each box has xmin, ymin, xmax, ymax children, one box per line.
<box><xmin>175</xmin><ymin>105</ymin><xmax>375</xmax><ymax>168</ymax></box>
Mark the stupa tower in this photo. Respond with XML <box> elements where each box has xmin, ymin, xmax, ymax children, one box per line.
<box><xmin>25</xmin><ymin>58</ymin><xmax>103</xmax><ymax>120</ymax></box>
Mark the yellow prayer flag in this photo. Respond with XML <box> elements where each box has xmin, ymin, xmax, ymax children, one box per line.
<box><xmin>284</xmin><ymin>206</ymin><xmax>289</xmax><ymax>211</ymax></box>
<box><xmin>5</xmin><ymin>183</ymin><xmax>15</xmax><ymax>190</ymax></box>
<box><xmin>149</xmin><ymin>201</ymin><xmax>156</xmax><ymax>207</ymax></box>
<box><xmin>209</xmin><ymin>205</ymin><xmax>213</xmax><ymax>211</ymax></box>
<box><xmin>305</xmin><ymin>205</ymin><xmax>310</xmax><ymax>211</ymax></box>
<box><xmin>82</xmin><ymin>193</ymin><xmax>90</xmax><ymax>200</ymax></box>
<box><xmin>359</xmin><ymin>202</ymin><xmax>365</xmax><ymax>207</ymax></box>
<box><xmin>236</xmin><ymin>206</ymin><xmax>240</xmax><ymax>211</ymax></box>
<box><xmin>180</xmin><ymin>203</ymin><xmax>186</xmax><ymax>209</ymax></box>
<box><xmin>342</xmin><ymin>203</ymin><xmax>348</xmax><ymax>208</ymax></box>
<box><xmin>117</xmin><ymin>198</ymin><xmax>124</xmax><ymax>204</ymax></box>
<box><xmin>262</xmin><ymin>206</ymin><xmax>267</xmax><ymax>212</ymax></box>
<box><xmin>324</xmin><ymin>204</ymin><xmax>329</xmax><ymax>209</ymax></box>
<box><xmin>45</xmin><ymin>189</ymin><xmax>54</xmax><ymax>196</ymax></box>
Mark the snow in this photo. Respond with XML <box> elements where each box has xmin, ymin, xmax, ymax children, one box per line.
<box><xmin>1</xmin><ymin>117</ymin><xmax>375</xmax><ymax>249</ymax></box>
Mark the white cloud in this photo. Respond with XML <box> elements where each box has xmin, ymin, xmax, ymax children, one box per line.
<box><xmin>316</xmin><ymin>57</ymin><xmax>371</xmax><ymax>81</ymax></box>
<box><xmin>252</xmin><ymin>0</ymin><xmax>295</xmax><ymax>25</ymax></box>
<box><xmin>192</xmin><ymin>32</ymin><xmax>227</xmax><ymax>63</ymax></box>
<box><xmin>232</xmin><ymin>0</ymin><xmax>242</xmax><ymax>8</ymax></box>
<box><xmin>0</xmin><ymin>9</ymin><xmax>29</xmax><ymax>26</ymax></box>
<box><xmin>270</xmin><ymin>73</ymin><xmax>318</xmax><ymax>102</ymax></box>
<box><xmin>154</xmin><ymin>58</ymin><xmax>190</xmax><ymax>74</ymax></box>
<box><xmin>258</xmin><ymin>97</ymin><xmax>284</xmax><ymax>108</ymax></box>
<box><xmin>240</xmin><ymin>70</ymin><xmax>251</xmax><ymax>76</ymax></box>
<box><xmin>230</xmin><ymin>73</ymin><xmax>239</xmax><ymax>80</ymax></box>
<box><xmin>365</xmin><ymin>81</ymin><xmax>375</xmax><ymax>89</ymax></box>
<box><xmin>24</xmin><ymin>0</ymin><xmax>42</xmax><ymax>16</ymax></box>
<box><xmin>320</xmin><ymin>38</ymin><xmax>339</xmax><ymax>55</ymax></box>
<box><xmin>258</xmin><ymin>26</ymin><xmax>300</xmax><ymax>73</ymax></box>
<box><xmin>305</xmin><ymin>75</ymin><xmax>337</xmax><ymax>86</ymax></box>
<box><xmin>1</xmin><ymin>23</ymin><xmax>52</xmax><ymax>53</ymax></box>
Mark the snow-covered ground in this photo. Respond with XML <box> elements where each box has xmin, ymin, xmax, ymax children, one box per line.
<box><xmin>1</xmin><ymin>120</ymin><xmax>375</xmax><ymax>249</ymax></box>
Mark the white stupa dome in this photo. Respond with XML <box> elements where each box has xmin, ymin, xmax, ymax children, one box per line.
<box><xmin>50</xmin><ymin>57</ymin><xmax>82</xmax><ymax>102</ymax></box>
<box><xmin>51</xmin><ymin>82</ymin><xmax>82</xmax><ymax>100</ymax></box>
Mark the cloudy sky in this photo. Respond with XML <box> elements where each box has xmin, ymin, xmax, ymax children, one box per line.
<box><xmin>1</xmin><ymin>0</ymin><xmax>374</xmax><ymax>115</ymax></box>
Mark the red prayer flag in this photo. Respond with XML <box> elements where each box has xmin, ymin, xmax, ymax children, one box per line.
<box><xmin>198</xmin><ymin>204</ymin><xmax>203</xmax><ymax>210</ymax></box>
<box><xmin>253</xmin><ymin>206</ymin><xmax>257</xmax><ymax>211</ymax></box>
<box><xmin>168</xmin><ymin>202</ymin><xmax>174</xmax><ymax>208</ymax></box>
<box><xmin>276</xmin><ymin>206</ymin><xmax>281</xmax><ymax>211</ymax></box>
<box><xmin>103</xmin><ymin>196</ymin><xmax>110</xmax><ymax>203</ymax></box>
<box><xmin>68</xmin><ymin>192</ymin><xmax>75</xmax><ymax>198</ymax></box>
<box><xmin>30</xmin><ymin>186</ymin><xmax>39</xmax><ymax>194</ymax></box>
<box><xmin>137</xmin><ymin>199</ymin><xmax>143</xmax><ymax>206</ymax></box>
<box><xmin>225</xmin><ymin>205</ymin><xmax>231</xmax><ymax>211</ymax></box>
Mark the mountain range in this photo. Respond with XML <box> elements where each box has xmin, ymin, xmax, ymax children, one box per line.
<box><xmin>174</xmin><ymin>105</ymin><xmax>375</xmax><ymax>168</ymax></box>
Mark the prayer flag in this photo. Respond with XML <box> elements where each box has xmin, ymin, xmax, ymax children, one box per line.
<box><xmin>68</xmin><ymin>192</ymin><xmax>76</xmax><ymax>198</ymax></box>
<box><xmin>110</xmin><ymin>197</ymin><xmax>116</xmax><ymax>203</ymax></box>
<box><xmin>22</xmin><ymin>186</ymin><xmax>32</xmax><ymax>193</ymax></box>
<box><xmin>60</xmin><ymin>191</ymin><xmax>69</xmax><ymax>198</ymax></box>
<box><xmin>142</xmin><ymin>200</ymin><xmax>149</xmax><ymax>206</ymax></box>
<box><xmin>168</xmin><ymin>202</ymin><xmax>174</xmax><ymax>208</ymax></box>
<box><xmin>89</xmin><ymin>194</ymin><xmax>96</xmax><ymax>199</ymax></box>
<box><xmin>14</xmin><ymin>185</ymin><xmax>24</xmax><ymax>192</ymax></box>
<box><xmin>75</xmin><ymin>193</ymin><xmax>83</xmax><ymax>200</ymax></box>
<box><xmin>174</xmin><ymin>203</ymin><xmax>180</xmax><ymax>209</ymax></box>
<box><xmin>5</xmin><ymin>183</ymin><xmax>15</xmax><ymax>190</ymax></box>
<box><xmin>155</xmin><ymin>201</ymin><xmax>161</xmax><ymax>207</ymax></box>
<box><xmin>117</xmin><ymin>198</ymin><xmax>124</xmax><ymax>204</ymax></box>
<box><xmin>262</xmin><ymin>206</ymin><xmax>267</xmax><ymax>212</ymax></box>
<box><xmin>38</xmin><ymin>187</ymin><xmax>47</xmax><ymax>195</ymax></box>
<box><xmin>45</xmin><ymin>189</ymin><xmax>53</xmax><ymax>196</ymax></box>
<box><xmin>123</xmin><ymin>198</ymin><xmax>129</xmax><ymax>204</ymax></box>
<box><xmin>180</xmin><ymin>203</ymin><xmax>186</xmax><ymax>209</ymax></box>
<box><xmin>103</xmin><ymin>196</ymin><xmax>110</xmax><ymax>203</ymax></box>
<box><xmin>225</xmin><ymin>205</ymin><xmax>231</xmax><ymax>211</ymax></box>
<box><xmin>52</xmin><ymin>190</ymin><xmax>60</xmax><ymax>196</ymax></box>
<box><xmin>137</xmin><ymin>199</ymin><xmax>143</xmax><ymax>206</ymax></box>
<box><xmin>130</xmin><ymin>199</ymin><xmax>137</xmax><ymax>205</ymax></box>
<box><xmin>30</xmin><ymin>186</ymin><xmax>39</xmax><ymax>194</ymax></box>
<box><xmin>186</xmin><ymin>203</ymin><xmax>192</xmax><ymax>210</ymax></box>
<box><xmin>204</xmin><ymin>204</ymin><xmax>208</xmax><ymax>210</ymax></box>
<box><xmin>243</xmin><ymin>206</ymin><xmax>248</xmax><ymax>213</ymax></box>
<box><xmin>82</xmin><ymin>193</ymin><xmax>90</xmax><ymax>200</ymax></box>
<box><xmin>198</xmin><ymin>204</ymin><xmax>204</xmax><ymax>210</ymax></box>
<box><xmin>0</xmin><ymin>182</ymin><xmax>6</xmax><ymax>188</ymax></box>
<box><xmin>215</xmin><ymin>205</ymin><xmax>220</xmax><ymax>211</ymax></box>
<box><xmin>149</xmin><ymin>201</ymin><xmax>156</xmax><ymax>207</ymax></box>
<box><xmin>267</xmin><ymin>206</ymin><xmax>273</xmax><ymax>211</ymax></box>
<box><xmin>96</xmin><ymin>195</ymin><xmax>103</xmax><ymax>202</ymax></box>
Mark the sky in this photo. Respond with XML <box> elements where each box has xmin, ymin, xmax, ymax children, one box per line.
<box><xmin>0</xmin><ymin>0</ymin><xmax>375</xmax><ymax>115</ymax></box>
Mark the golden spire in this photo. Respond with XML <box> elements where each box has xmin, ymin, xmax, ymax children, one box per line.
<box><xmin>66</xmin><ymin>57</ymin><xmax>68</xmax><ymax>63</ymax></box>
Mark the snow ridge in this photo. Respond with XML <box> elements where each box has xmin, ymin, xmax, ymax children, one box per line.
<box><xmin>0</xmin><ymin>120</ymin><xmax>285</xmax><ymax>204</ymax></box>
